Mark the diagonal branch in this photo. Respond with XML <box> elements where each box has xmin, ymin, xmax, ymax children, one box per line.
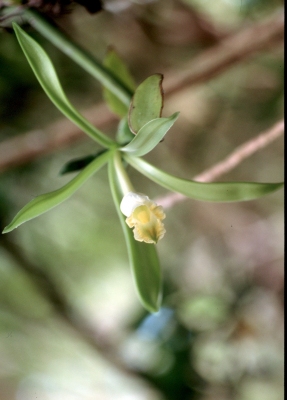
<box><xmin>164</xmin><ymin>12</ymin><xmax>284</xmax><ymax>95</ymax></box>
<box><xmin>194</xmin><ymin>120</ymin><xmax>284</xmax><ymax>182</ymax></box>
<box><xmin>155</xmin><ymin>119</ymin><xmax>284</xmax><ymax>209</ymax></box>
<box><xmin>0</xmin><ymin>103</ymin><xmax>117</xmax><ymax>173</ymax></box>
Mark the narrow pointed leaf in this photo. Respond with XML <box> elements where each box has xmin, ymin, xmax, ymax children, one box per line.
<box><xmin>103</xmin><ymin>48</ymin><xmax>136</xmax><ymax>117</ymax></box>
<box><xmin>3</xmin><ymin>150</ymin><xmax>112</xmax><ymax>233</ymax></box>
<box><xmin>128</xmin><ymin>74</ymin><xmax>164</xmax><ymax>134</ymax></box>
<box><xmin>121</xmin><ymin>112</ymin><xmax>179</xmax><ymax>156</ymax></box>
<box><xmin>23</xmin><ymin>9</ymin><xmax>132</xmax><ymax>106</ymax></box>
<box><xmin>60</xmin><ymin>150</ymin><xmax>107</xmax><ymax>175</ymax></box>
<box><xmin>125</xmin><ymin>156</ymin><xmax>284</xmax><ymax>202</ymax></box>
<box><xmin>13</xmin><ymin>23</ymin><xmax>114</xmax><ymax>148</ymax></box>
<box><xmin>108</xmin><ymin>157</ymin><xmax>162</xmax><ymax>313</ymax></box>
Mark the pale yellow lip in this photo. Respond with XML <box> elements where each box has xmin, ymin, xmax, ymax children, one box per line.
<box><xmin>120</xmin><ymin>192</ymin><xmax>166</xmax><ymax>244</ymax></box>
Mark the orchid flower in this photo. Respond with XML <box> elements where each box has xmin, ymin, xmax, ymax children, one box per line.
<box><xmin>120</xmin><ymin>192</ymin><xmax>166</xmax><ymax>244</ymax></box>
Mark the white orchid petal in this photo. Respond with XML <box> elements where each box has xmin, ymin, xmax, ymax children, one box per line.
<box><xmin>120</xmin><ymin>192</ymin><xmax>150</xmax><ymax>216</ymax></box>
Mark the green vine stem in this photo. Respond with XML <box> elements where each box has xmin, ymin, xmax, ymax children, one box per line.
<box><xmin>22</xmin><ymin>9</ymin><xmax>133</xmax><ymax>106</ymax></box>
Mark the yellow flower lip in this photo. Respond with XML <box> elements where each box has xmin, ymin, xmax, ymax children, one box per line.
<box><xmin>120</xmin><ymin>192</ymin><xmax>166</xmax><ymax>244</ymax></box>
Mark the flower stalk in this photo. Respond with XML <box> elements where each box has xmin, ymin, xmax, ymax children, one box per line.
<box><xmin>113</xmin><ymin>152</ymin><xmax>166</xmax><ymax>244</ymax></box>
<box><xmin>113</xmin><ymin>151</ymin><xmax>135</xmax><ymax>195</ymax></box>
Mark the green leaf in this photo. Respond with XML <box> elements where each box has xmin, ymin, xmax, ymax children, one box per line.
<box><xmin>22</xmin><ymin>9</ymin><xmax>132</xmax><ymax>107</ymax></box>
<box><xmin>103</xmin><ymin>48</ymin><xmax>136</xmax><ymax>117</ymax></box>
<box><xmin>121</xmin><ymin>112</ymin><xmax>179</xmax><ymax>157</ymax></box>
<box><xmin>128</xmin><ymin>74</ymin><xmax>164</xmax><ymax>134</ymax></box>
<box><xmin>116</xmin><ymin>117</ymin><xmax>135</xmax><ymax>145</ymax></box>
<box><xmin>60</xmin><ymin>150</ymin><xmax>107</xmax><ymax>175</ymax></box>
<box><xmin>3</xmin><ymin>150</ymin><xmax>112</xmax><ymax>233</ymax></box>
<box><xmin>125</xmin><ymin>156</ymin><xmax>284</xmax><ymax>202</ymax></box>
<box><xmin>108</xmin><ymin>156</ymin><xmax>162</xmax><ymax>313</ymax></box>
<box><xmin>13</xmin><ymin>23</ymin><xmax>114</xmax><ymax>149</ymax></box>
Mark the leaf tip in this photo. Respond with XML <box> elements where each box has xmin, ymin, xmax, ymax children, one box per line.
<box><xmin>140</xmin><ymin>280</ymin><xmax>162</xmax><ymax>314</ymax></box>
<box><xmin>2</xmin><ymin>225</ymin><xmax>13</xmax><ymax>234</ymax></box>
<box><xmin>143</xmin><ymin>299</ymin><xmax>161</xmax><ymax>314</ymax></box>
<box><xmin>12</xmin><ymin>22</ymin><xmax>22</xmax><ymax>35</ymax></box>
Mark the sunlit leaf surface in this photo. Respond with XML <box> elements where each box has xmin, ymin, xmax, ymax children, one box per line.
<box><xmin>121</xmin><ymin>112</ymin><xmax>179</xmax><ymax>156</ymax></box>
<box><xmin>3</xmin><ymin>150</ymin><xmax>112</xmax><ymax>233</ymax></box>
<box><xmin>125</xmin><ymin>156</ymin><xmax>284</xmax><ymax>202</ymax></box>
<box><xmin>128</xmin><ymin>74</ymin><xmax>164</xmax><ymax>134</ymax></box>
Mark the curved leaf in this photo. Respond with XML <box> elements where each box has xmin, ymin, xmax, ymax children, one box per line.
<box><xmin>23</xmin><ymin>9</ymin><xmax>132</xmax><ymax>106</ymax></box>
<box><xmin>128</xmin><ymin>74</ymin><xmax>164</xmax><ymax>134</ymax></box>
<box><xmin>125</xmin><ymin>156</ymin><xmax>284</xmax><ymax>202</ymax></box>
<box><xmin>13</xmin><ymin>23</ymin><xmax>114</xmax><ymax>148</ymax></box>
<box><xmin>103</xmin><ymin>48</ymin><xmax>136</xmax><ymax>117</ymax></box>
<box><xmin>3</xmin><ymin>150</ymin><xmax>112</xmax><ymax>233</ymax></box>
<box><xmin>108</xmin><ymin>156</ymin><xmax>162</xmax><ymax>313</ymax></box>
<box><xmin>116</xmin><ymin>117</ymin><xmax>134</xmax><ymax>145</ymax></box>
<box><xmin>60</xmin><ymin>150</ymin><xmax>107</xmax><ymax>175</ymax></box>
<box><xmin>121</xmin><ymin>112</ymin><xmax>179</xmax><ymax>157</ymax></box>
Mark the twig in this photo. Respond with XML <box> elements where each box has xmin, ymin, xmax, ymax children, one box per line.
<box><xmin>156</xmin><ymin>120</ymin><xmax>284</xmax><ymax>209</ymax></box>
<box><xmin>194</xmin><ymin>120</ymin><xmax>284</xmax><ymax>182</ymax></box>
<box><xmin>0</xmin><ymin>103</ymin><xmax>117</xmax><ymax>172</ymax></box>
<box><xmin>164</xmin><ymin>11</ymin><xmax>284</xmax><ymax>95</ymax></box>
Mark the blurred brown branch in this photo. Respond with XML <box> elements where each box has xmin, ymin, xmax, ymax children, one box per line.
<box><xmin>0</xmin><ymin>103</ymin><xmax>117</xmax><ymax>172</ymax></box>
<box><xmin>156</xmin><ymin>119</ymin><xmax>284</xmax><ymax>209</ymax></box>
<box><xmin>164</xmin><ymin>11</ymin><xmax>284</xmax><ymax>94</ymax></box>
<box><xmin>0</xmin><ymin>11</ymin><xmax>283</xmax><ymax>173</ymax></box>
